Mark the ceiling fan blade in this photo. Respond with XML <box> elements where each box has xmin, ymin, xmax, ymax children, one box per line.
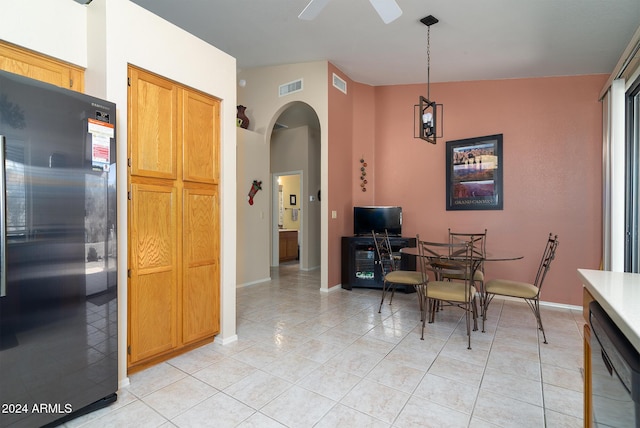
<box><xmin>369</xmin><ymin>0</ymin><xmax>402</xmax><ymax>24</ymax></box>
<box><xmin>298</xmin><ymin>0</ymin><xmax>331</xmax><ymax>21</ymax></box>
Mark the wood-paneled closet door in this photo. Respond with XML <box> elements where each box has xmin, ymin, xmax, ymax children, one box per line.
<box><xmin>127</xmin><ymin>65</ymin><xmax>220</xmax><ymax>372</ymax></box>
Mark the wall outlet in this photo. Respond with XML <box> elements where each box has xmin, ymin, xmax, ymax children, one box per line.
<box><xmin>331</xmin><ymin>210</ymin><xmax>337</xmax><ymax>219</ymax></box>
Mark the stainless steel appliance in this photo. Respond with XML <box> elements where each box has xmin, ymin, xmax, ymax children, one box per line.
<box><xmin>0</xmin><ymin>70</ymin><xmax>117</xmax><ymax>427</ymax></box>
<box><xmin>590</xmin><ymin>301</ymin><xmax>640</xmax><ymax>427</ymax></box>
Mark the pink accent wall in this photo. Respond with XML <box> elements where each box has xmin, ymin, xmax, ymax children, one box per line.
<box><xmin>328</xmin><ymin>64</ymin><xmax>605</xmax><ymax>305</ymax></box>
<box><xmin>328</xmin><ymin>63</ymin><xmax>355</xmax><ymax>288</ymax></box>
<box><xmin>371</xmin><ymin>75</ymin><xmax>606</xmax><ymax>306</ymax></box>
<box><xmin>352</xmin><ymin>83</ymin><xmax>376</xmax><ymax>206</ymax></box>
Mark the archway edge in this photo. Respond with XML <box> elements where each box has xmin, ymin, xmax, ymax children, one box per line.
<box><xmin>266</xmin><ymin>101</ymin><xmax>328</xmax><ymax>290</ymax></box>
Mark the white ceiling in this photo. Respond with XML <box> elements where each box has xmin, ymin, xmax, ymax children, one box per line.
<box><xmin>129</xmin><ymin>0</ymin><xmax>640</xmax><ymax>86</ymax></box>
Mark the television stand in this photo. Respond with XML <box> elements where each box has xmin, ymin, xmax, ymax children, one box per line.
<box><xmin>341</xmin><ymin>236</ymin><xmax>416</xmax><ymax>290</ymax></box>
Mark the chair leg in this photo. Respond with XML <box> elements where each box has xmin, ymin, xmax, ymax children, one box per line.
<box><xmin>415</xmin><ymin>285</ymin><xmax>424</xmax><ymax>321</ymax></box>
<box><xmin>389</xmin><ymin>284</ymin><xmax>397</xmax><ymax>306</ymax></box>
<box><xmin>419</xmin><ymin>288</ymin><xmax>427</xmax><ymax>340</ymax></box>
<box><xmin>465</xmin><ymin>302</ymin><xmax>472</xmax><ymax>350</ymax></box>
<box><xmin>420</xmin><ymin>303</ymin><xmax>426</xmax><ymax>340</ymax></box>
<box><xmin>423</xmin><ymin>298</ymin><xmax>436</xmax><ymax>339</ymax></box>
<box><xmin>471</xmin><ymin>298</ymin><xmax>478</xmax><ymax>332</ymax></box>
<box><xmin>481</xmin><ymin>293</ymin><xmax>494</xmax><ymax>333</ymax></box>
<box><xmin>528</xmin><ymin>299</ymin><xmax>547</xmax><ymax>344</ymax></box>
<box><xmin>477</xmin><ymin>281</ymin><xmax>485</xmax><ymax>322</ymax></box>
<box><xmin>378</xmin><ymin>280</ymin><xmax>389</xmax><ymax>313</ymax></box>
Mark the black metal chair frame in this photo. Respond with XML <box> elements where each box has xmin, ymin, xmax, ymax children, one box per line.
<box><xmin>417</xmin><ymin>238</ymin><xmax>478</xmax><ymax>349</ymax></box>
<box><xmin>482</xmin><ymin>233</ymin><xmax>559</xmax><ymax>344</ymax></box>
<box><xmin>372</xmin><ymin>230</ymin><xmax>425</xmax><ymax>314</ymax></box>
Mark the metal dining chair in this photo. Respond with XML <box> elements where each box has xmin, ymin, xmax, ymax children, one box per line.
<box><xmin>372</xmin><ymin>230</ymin><xmax>426</xmax><ymax>314</ymax></box>
<box><xmin>482</xmin><ymin>233</ymin><xmax>559</xmax><ymax>343</ymax></box>
<box><xmin>447</xmin><ymin>229</ymin><xmax>487</xmax><ymax>284</ymax></box>
<box><xmin>440</xmin><ymin>229</ymin><xmax>487</xmax><ymax>312</ymax></box>
<box><xmin>417</xmin><ymin>238</ymin><xmax>478</xmax><ymax>349</ymax></box>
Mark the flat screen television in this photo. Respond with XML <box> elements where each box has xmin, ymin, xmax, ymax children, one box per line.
<box><xmin>354</xmin><ymin>206</ymin><xmax>402</xmax><ymax>236</ymax></box>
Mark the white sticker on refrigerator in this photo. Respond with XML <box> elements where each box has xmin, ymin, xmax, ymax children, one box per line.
<box><xmin>88</xmin><ymin>118</ymin><xmax>114</xmax><ymax>171</ymax></box>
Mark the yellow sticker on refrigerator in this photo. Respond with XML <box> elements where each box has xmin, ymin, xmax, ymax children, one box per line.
<box><xmin>88</xmin><ymin>118</ymin><xmax>114</xmax><ymax>171</ymax></box>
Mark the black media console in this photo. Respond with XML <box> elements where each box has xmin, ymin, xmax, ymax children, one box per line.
<box><xmin>341</xmin><ymin>235</ymin><xmax>416</xmax><ymax>290</ymax></box>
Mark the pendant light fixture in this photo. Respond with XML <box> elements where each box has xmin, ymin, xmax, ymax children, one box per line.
<box><xmin>417</xmin><ymin>15</ymin><xmax>443</xmax><ymax>144</ymax></box>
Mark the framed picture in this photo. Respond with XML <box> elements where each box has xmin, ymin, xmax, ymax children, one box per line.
<box><xmin>446</xmin><ymin>134</ymin><xmax>503</xmax><ymax>210</ymax></box>
<box><xmin>290</xmin><ymin>194</ymin><xmax>297</xmax><ymax>206</ymax></box>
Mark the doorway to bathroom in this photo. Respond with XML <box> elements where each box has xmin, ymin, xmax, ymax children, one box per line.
<box><xmin>274</xmin><ymin>172</ymin><xmax>302</xmax><ymax>266</ymax></box>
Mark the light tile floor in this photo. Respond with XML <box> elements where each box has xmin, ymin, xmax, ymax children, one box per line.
<box><xmin>65</xmin><ymin>263</ymin><xmax>585</xmax><ymax>427</ymax></box>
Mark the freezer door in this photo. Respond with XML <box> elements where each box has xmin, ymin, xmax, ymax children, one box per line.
<box><xmin>0</xmin><ymin>70</ymin><xmax>117</xmax><ymax>427</ymax></box>
<box><xmin>0</xmin><ymin>135</ymin><xmax>5</xmax><ymax>298</ymax></box>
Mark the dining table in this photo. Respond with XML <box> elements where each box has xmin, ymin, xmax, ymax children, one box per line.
<box><xmin>399</xmin><ymin>245</ymin><xmax>524</xmax><ymax>323</ymax></box>
<box><xmin>399</xmin><ymin>246</ymin><xmax>524</xmax><ymax>266</ymax></box>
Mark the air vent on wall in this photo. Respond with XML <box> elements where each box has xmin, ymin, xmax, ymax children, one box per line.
<box><xmin>279</xmin><ymin>79</ymin><xmax>303</xmax><ymax>97</ymax></box>
<box><xmin>332</xmin><ymin>73</ymin><xmax>347</xmax><ymax>94</ymax></box>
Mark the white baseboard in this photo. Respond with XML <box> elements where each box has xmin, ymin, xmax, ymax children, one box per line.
<box><xmin>118</xmin><ymin>377</ymin><xmax>130</xmax><ymax>389</ymax></box>
<box><xmin>320</xmin><ymin>284</ymin><xmax>343</xmax><ymax>294</ymax></box>
<box><xmin>540</xmin><ymin>300</ymin><xmax>582</xmax><ymax>311</ymax></box>
<box><xmin>219</xmin><ymin>334</ymin><xmax>239</xmax><ymax>345</ymax></box>
<box><xmin>237</xmin><ymin>277</ymin><xmax>271</xmax><ymax>288</ymax></box>
<box><xmin>496</xmin><ymin>294</ymin><xmax>581</xmax><ymax>311</ymax></box>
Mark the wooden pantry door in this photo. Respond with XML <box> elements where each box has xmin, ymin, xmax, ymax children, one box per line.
<box><xmin>182</xmin><ymin>185</ymin><xmax>219</xmax><ymax>343</ymax></box>
<box><xmin>128</xmin><ymin>183</ymin><xmax>179</xmax><ymax>363</ymax></box>
<box><xmin>127</xmin><ymin>65</ymin><xmax>220</xmax><ymax>371</ymax></box>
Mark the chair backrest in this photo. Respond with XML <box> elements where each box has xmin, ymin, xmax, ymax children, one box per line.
<box><xmin>372</xmin><ymin>230</ymin><xmax>396</xmax><ymax>276</ymax></box>
<box><xmin>533</xmin><ymin>233</ymin><xmax>559</xmax><ymax>291</ymax></box>
<box><xmin>417</xmin><ymin>238</ymin><xmax>474</xmax><ymax>283</ymax></box>
<box><xmin>448</xmin><ymin>229</ymin><xmax>487</xmax><ymax>261</ymax></box>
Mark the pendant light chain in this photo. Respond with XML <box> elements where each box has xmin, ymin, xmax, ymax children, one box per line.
<box><xmin>427</xmin><ymin>24</ymin><xmax>431</xmax><ymax>101</ymax></box>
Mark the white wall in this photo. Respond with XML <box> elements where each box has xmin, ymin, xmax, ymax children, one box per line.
<box><xmin>1</xmin><ymin>0</ymin><xmax>238</xmax><ymax>388</ymax></box>
<box><xmin>237</xmin><ymin>128</ymin><xmax>271</xmax><ymax>286</ymax></box>
<box><xmin>0</xmin><ymin>0</ymin><xmax>87</xmax><ymax>67</ymax></box>
<box><xmin>238</xmin><ymin>62</ymin><xmax>328</xmax><ymax>287</ymax></box>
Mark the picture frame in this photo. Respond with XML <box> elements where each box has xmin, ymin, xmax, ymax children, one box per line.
<box><xmin>290</xmin><ymin>194</ymin><xmax>297</xmax><ymax>206</ymax></box>
<box><xmin>446</xmin><ymin>134</ymin><xmax>503</xmax><ymax>211</ymax></box>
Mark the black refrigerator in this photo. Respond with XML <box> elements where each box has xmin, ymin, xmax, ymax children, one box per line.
<box><xmin>0</xmin><ymin>70</ymin><xmax>118</xmax><ymax>427</ymax></box>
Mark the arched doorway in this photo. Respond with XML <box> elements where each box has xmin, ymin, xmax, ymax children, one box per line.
<box><xmin>270</xmin><ymin>102</ymin><xmax>321</xmax><ymax>272</ymax></box>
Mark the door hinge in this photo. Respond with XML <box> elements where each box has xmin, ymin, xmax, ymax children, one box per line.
<box><xmin>128</xmin><ymin>158</ymin><xmax>131</xmax><ymax>167</ymax></box>
<box><xmin>127</xmin><ymin>269</ymin><xmax>131</xmax><ymax>278</ymax></box>
<box><xmin>127</xmin><ymin>345</ymin><xmax>131</xmax><ymax>355</ymax></box>
<box><xmin>127</xmin><ymin>186</ymin><xmax>132</xmax><ymax>200</ymax></box>
<box><xmin>127</xmin><ymin>77</ymin><xmax>131</xmax><ymax>86</ymax></box>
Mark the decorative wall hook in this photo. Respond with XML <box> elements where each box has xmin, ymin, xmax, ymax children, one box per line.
<box><xmin>359</xmin><ymin>157</ymin><xmax>368</xmax><ymax>192</ymax></box>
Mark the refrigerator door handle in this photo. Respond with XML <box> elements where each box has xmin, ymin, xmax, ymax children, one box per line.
<box><xmin>0</xmin><ymin>135</ymin><xmax>5</xmax><ymax>297</ymax></box>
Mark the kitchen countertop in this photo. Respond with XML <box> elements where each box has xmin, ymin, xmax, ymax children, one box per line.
<box><xmin>578</xmin><ymin>268</ymin><xmax>640</xmax><ymax>353</ymax></box>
